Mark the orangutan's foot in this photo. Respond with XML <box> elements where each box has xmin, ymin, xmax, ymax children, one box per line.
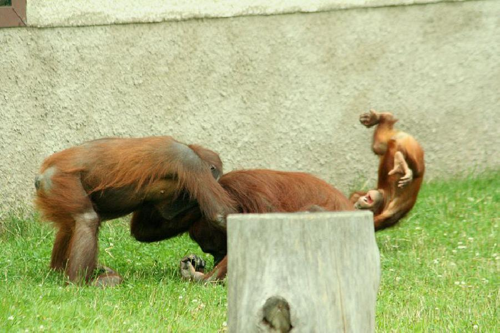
<box><xmin>180</xmin><ymin>255</ymin><xmax>206</xmax><ymax>282</ymax></box>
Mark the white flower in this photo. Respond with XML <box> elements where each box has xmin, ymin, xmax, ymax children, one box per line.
<box><xmin>8</xmin><ymin>316</ymin><xmax>14</xmax><ymax>320</ymax></box>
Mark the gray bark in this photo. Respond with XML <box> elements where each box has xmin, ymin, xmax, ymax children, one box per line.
<box><xmin>227</xmin><ymin>211</ymin><xmax>380</xmax><ymax>333</ymax></box>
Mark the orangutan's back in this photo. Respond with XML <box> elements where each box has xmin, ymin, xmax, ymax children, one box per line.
<box><xmin>219</xmin><ymin>169</ymin><xmax>353</xmax><ymax>213</ymax></box>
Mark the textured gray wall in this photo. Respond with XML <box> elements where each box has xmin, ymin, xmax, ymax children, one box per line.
<box><xmin>27</xmin><ymin>0</ymin><xmax>475</xmax><ymax>27</ymax></box>
<box><xmin>0</xmin><ymin>0</ymin><xmax>499</xmax><ymax>212</ymax></box>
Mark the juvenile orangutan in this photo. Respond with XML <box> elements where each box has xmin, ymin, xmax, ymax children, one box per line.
<box><xmin>350</xmin><ymin>110</ymin><xmax>425</xmax><ymax>231</ymax></box>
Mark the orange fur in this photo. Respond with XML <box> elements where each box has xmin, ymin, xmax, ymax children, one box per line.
<box><xmin>180</xmin><ymin>169</ymin><xmax>354</xmax><ymax>282</ymax></box>
<box><xmin>34</xmin><ymin>136</ymin><xmax>235</xmax><ymax>284</ymax></box>
<box><xmin>374</xmin><ymin>135</ymin><xmax>424</xmax><ymax>230</ymax></box>
<box><xmin>351</xmin><ymin>111</ymin><xmax>425</xmax><ymax>231</ymax></box>
<box><xmin>36</xmin><ymin>137</ymin><xmax>235</xmax><ymax>222</ymax></box>
<box><xmin>219</xmin><ymin>169</ymin><xmax>353</xmax><ymax>212</ymax></box>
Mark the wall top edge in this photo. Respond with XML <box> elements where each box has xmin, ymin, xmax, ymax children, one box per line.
<box><xmin>26</xmin><ymin>0</ymin><xmax>479</xmax><ymax>28</ymax></box>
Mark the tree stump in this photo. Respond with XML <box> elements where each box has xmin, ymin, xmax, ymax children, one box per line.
<box><xmin>227</xmin><ymin>211</ymin><xmax>380</xmax><ymax>332</ymax></box>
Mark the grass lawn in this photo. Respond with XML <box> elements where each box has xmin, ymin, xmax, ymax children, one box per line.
<box><xmin>1</xmin><ymin>172</ymin><xmax>498</xmax><ymax>332</ymax></box>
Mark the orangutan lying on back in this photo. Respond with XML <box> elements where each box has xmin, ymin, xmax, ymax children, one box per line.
<box><xmin>350</xmin><ymin>110</ymin><xmax>425</xmax><ymax>231</ymax></box>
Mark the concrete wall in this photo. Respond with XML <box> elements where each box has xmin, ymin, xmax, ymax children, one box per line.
<box><xmin>0</xmin><ymin>0</ymin><xmax>499</xmax><ymax>212</ymax></box>
<box><xmin>27</xmin><ymin>0</ymin><xmax>475</xmax><ymax>27</ymax></box>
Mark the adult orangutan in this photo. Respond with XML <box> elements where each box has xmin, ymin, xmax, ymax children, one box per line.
<box><xmin>167</xmin><ymin>169</ymin><xmax>354</xmax><ymax>282</ymax></box>
<box><xmin>34</xmin><ymin>136</ymin><xmax>236</xmax><ymax>286</ymax></box>
<box><xmin>350</xmin><ymin>110</ymin><xmax>425</xmax><ymax>231</ymax></box>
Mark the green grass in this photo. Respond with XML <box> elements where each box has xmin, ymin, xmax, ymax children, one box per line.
<box><xmin>1</xmin><ymin>172</ymin><xmax>498</xmax><ymax>332</ymax></box>
<box><xmin>375</xmin><ymin>172</ymin><xmax>499</xmax><ymax>332</ymax></box>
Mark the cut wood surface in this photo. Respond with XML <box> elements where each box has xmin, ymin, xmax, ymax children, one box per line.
<box><xmin>227</xmin><ymin>211</ymin><xmax>380</xmax><ymax>332</ymax></box>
